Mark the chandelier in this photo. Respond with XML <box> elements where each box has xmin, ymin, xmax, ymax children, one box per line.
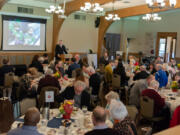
<box><xmin>45</xmin><ymin>0</ymin><xmax>65</xmax><ymax>14</ymax></box>
<box><xmin>105</xmin><ymin>0</ymin><xmax>120</xmax><ymax>21</ymax></box>
<box><xmin>105</xmin><ymin>14</ymin><xmax>120</xmax><ymax>21</ymax></box>
<box><xmin>145</xmin><ymin>0</ymin><xmax>176</xmax><ymax>9</ymax></box>
<box><xmin>80</xmin><ymin>0</ymin><xmax>104</xmax><ymax>16</ymax></box>
<box><xmin>142</xmin><ymin>13</ymin><xmax>162</xmax><ymax>21</ymax></box>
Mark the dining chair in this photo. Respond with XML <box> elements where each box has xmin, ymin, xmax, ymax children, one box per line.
<box><xmin>38</xmin><ymin>86</ymin><xmax>59</xmax><ymax>109</ymax></box>
<box><xmin>20</xmin><ymin>98</ymin><xmax>37</xmax><ymax>115</ymax></box>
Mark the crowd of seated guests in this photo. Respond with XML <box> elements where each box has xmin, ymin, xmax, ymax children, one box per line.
<box><xmin>4</xmin><ymin>51</ymin><xmax>180</xmax><ymax>134</ymax></box>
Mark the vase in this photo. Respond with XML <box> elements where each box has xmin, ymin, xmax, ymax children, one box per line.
<box><xmin>63</xmin><ymin>113</ymin><xmax>71</xmax><ymax>119</ymax></box>
<box><xmin>172</xmin><ymin>89</ymin><xmax>178</xmax><ymax>92</ymax></box>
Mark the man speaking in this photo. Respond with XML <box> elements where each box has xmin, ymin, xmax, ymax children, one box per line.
<box><xmin>55</xmin><ymin>40</ymin><xmax>68</xmax><ymax>59</ymax></box>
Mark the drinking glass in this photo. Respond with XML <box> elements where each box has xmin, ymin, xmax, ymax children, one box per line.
<box><xmin>82</xmin><ymin>106</ymin><xmax>87</xmax><ymax>114</ymax></box>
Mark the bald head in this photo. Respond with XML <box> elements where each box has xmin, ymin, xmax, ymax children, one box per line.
<box><xmin>24</xmin><ymin>107</ymin><xmax>40</xmax><ymax>126</ymax></box>
<box><xmin>92</xmin><ymin>106</ymin><xmax>106</xmax><ymax>125</ymax></box>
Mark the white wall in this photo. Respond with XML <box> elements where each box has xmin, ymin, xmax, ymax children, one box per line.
<box><xmin>59</xmin><ymin>13</ymin><xmax>98</xmax><ymax>53</ymax></box>
<box><xmin>107</xmin><ymin>10</ymin><xmax>180</xmax><ymax>57</ymax></box>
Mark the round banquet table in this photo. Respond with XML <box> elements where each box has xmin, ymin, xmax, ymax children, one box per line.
<box><xmin>11</xmin><ymin>109</ymin><xmax>113</xmax><ymax>135</ymax></box>
<box><xmin>158</xmin><ymin>89</ymin><xmax>180</xmax><ymax>114</ymax></box>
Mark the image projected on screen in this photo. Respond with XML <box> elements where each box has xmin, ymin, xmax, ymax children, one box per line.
<box><xmin>8</xmin><ymin>21</ymin><xmax>40</xmax><ymax>46</ymax></box>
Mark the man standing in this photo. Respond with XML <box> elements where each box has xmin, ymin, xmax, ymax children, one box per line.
<box><xmin>8</xmin><ymin>107</ymin><xmax>42</xmax><ymax>135</ymax></box>
<box><xmin>55</xmin><ymin>40</ymin><xmax>68</xmax><ymax>59</ymax></box>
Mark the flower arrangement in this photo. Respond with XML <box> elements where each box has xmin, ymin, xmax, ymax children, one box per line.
<box><xmin>171</xmin><ymin>81</ymin><xmax>179</xmax><ymax>92</ymax></box>
<box><xmin>59</xmin><ymin>100</ymin><xmax>73</xmax><ymax>119</ymax></box>
<box><xmin>134</xmin><ymin>66</ymin><xmax>140</xmax><ymax>72</ymax></box>
<box><xmin>53</xmin><ymin>71</ymin><xmax>61</xmax><ymax>79</ymax></box>
<box><xmin>177</xmin><ymin>64</ymin><xmax>180</xmax><ymax>68</ymax></box>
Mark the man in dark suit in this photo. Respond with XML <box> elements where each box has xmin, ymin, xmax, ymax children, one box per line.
<box><xmin>85</xmin><ymin>106</ymin><xmax>118</xmax><ymax>135</ymax></box>
<box><xmin>55</xmin><ymin>40</ymin><xmax>68</xmax><ymax>59</ymax></box>
<box><xmin>55</xmin><ymin>80</ymin><xmax>91</xmax><ymax>110</ymax></box>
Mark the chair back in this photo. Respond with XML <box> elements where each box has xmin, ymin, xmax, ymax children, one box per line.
<box><xmin>4</xmin><ymin>72</ymin><xmax>15</xmax><ymax>88</ymax></box>
<box><xmin>140</xmin><ymin>96</ymin><xmax>154</xmax><ymax>118</ymax></box>
<box><xmin>0</xmin><ymin>98</ymin><xmax>14</xmax><ymax>133</ymax></box>
<box><xmin>112</xmin><ymin>74</ymin><xmax>121</xmax><ymax>88</ymax></box>
<box><xmin>39</xmin><ymin>86</ymin><xmax>59</xmax><ymax>108</ymax></box>
<box><xmin>72</xmin><ymin>70</ymin><xmax>76</xmax><ymax>78</ymax></box>
<box><xmin>20</xmin><ymin>98</ymin><xmax>36</xmax><ymax>115</ymax></box>
<box><xmin>99</xmin><ymin>64</ymin><xmax>105</xmax><ymax>73</ymax></box>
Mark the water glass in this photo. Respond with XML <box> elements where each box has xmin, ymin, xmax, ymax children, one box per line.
<box><xmin>82</xmin><ymin>106</ymin><xmax>87</xmax><ymax>114</ymax></box>
<box><xmin>40</xmin><ymin>119</ymin><xmax>47</xmax><ymax>132</ymax></box>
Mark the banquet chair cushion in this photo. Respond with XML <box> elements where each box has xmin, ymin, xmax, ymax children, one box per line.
<box><xmin>20</xmin><ymin>98</ymin><xmax>36</xmax><ymax>115</ymax></box>
<box><xmin>38</xmin><ymin>86</ymin><xmax>59</xmax><ymax>108</ymax></box>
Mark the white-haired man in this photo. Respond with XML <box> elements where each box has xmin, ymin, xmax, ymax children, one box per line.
<box><xmin>141</xmin><ymin>80</ymin><xmax>165</xmax><ymax>116</ymax></box>
<box><xmin>109</xmin><ymin>99</ymin><xmax>137</xmax><ymax>135</ymax></box>
<box><xmin>87</xmin><ymin>66</ymin><xmax>101</xmax><ymax>96</ymax></box>
<box><xmin>56</xmin><ymin>80</ymin><xmax>90</xmax><ymax>110</ymax></box>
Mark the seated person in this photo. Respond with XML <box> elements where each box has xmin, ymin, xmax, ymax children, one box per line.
<box><xmin>43</xmin><ymin>53</ymin><xmax>49</xmax><ymax>64</ymax></box>
<box><xmin>75</xmin><ymin>54</ymin><xmax>83</xmax><ymax>68</ymax></box>
<box><xmin>87</xmin><ymin>66</ymin><xmax>101</xmax><ymax>96</ymax></box>
<box><xmin>133</xmin><ymin>65</ymin><xmax>149</xmax><ymax>81</ymax></box>
<box><xmin>8</xmin><ymin>107</ymin><xmax>42</xmax><ymax>135</ymax></box>
<box><xmin>37</xmin><ymin>69</ymin><xmax>61</xmax><ymax>95</ymax></box>
<box><xmin>99</xmin><ymin>52</ymin><xmax>109</xmax><ymax>66</ymax></box>
<box><xmin>129</xmin><ymin>75</ymin><xmax>154</xmax><ymax>108</ymax></box>
<box><xmin>55</xmin><ymin>80</ymin><xmax>90</xmax><ymax>110</ymax></box>
<box><xmin>85</xmin><ymin>106</ymin><xmax>118</xmax><ymax>135</ymax></box>
<box><xmin>155</xmin><ymin>64</ymin><xmax>168</xmax><ymax>88</ymax></box>
<box><xmin>29</xmin><ymin>55</ymin><xmax>44</xmax><ymax>73</ymax></box>
<box><xmin>109</xmin><ymin>99</ymin><xmax>137</xmax><ymax>135</ymax></box>
<box><xmin>67</xmin><ymin>58</ymin><xmax>80</xmax><ymax>78</ymax></box>
<box><xmin>142</xmin><ymin>80</ymin><xmax>165</xmax><ymax>116</ymax></box>
<box><xmin>51</xmin><ymin>60</ymin><xmax>65</xmax><ymax>76</ymax></box>
<box><xmin>148</xmin><ymin>63</ymin><xmax>157</xmax><ymax>75</ymax></box>
<box><xmin>75</xmin><ymin>68</ymin><xmax>89</xmax><ymax>88</ymax></box>
<box><xmin>0</xmin><ymin>58</ymin><xmax>14</xmax><ymax>86</ymax></box>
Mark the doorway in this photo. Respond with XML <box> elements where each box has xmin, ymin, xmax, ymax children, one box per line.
<box><xmin>156</xmin><ymin>32</ymin><xmax>177</xmax><ymax>62</ymax></box>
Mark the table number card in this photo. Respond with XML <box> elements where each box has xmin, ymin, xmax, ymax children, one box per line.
<box><xmin>45</xmin><ymin>91</ymin><xmax>54</xmax><ymax>103</ymax></box>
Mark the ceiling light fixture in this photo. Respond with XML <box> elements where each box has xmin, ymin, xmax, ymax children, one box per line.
<box><xmin>80</xmin><ymin>0</ymin><xmax>105</xmax><ymax>16</ymax></box>
<box><xmin>45</xmin><ymin>0</ymin><xmax>64</xmax><ymax>14</ymax></box>
<box><xmin>145</xmin><ymin>0</ymin><xmax>176</xmax><ymax>9</ymax></box>
<box><xmin>105</xmin><ymin>0</ymin><xmax>120</xmax><ymax>21</ymax></box>
<box><xmin>142</xmin><ymin>13</ymin><xmax>162</xmax><ymax>21</ymax></box>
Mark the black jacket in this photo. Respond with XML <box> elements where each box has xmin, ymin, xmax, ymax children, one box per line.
<box><xmin>0</xmin><ymin>65</ymin><xmax>14</xmax><ymax>85</ymax></box>
<box><xmin>55</xmin><ymin>45</ymin><xmax>67</xmax><ymax>58</ymax></box>
<box><xmin>29</xmin><ymin>61</ymin><xmax>44</xmax><ymax>73</ymax></box>
<box><xmin>89</xmin><ymin>73</ymin><xmax>101</xmax><ymax>95</ymax></box>
<box><xmin>85</xmin><ymin>128</ymin><xmax>118</xmax><ymax>135</ymax></box>
<box><xmin>133</xmin><ymin>71</ymin><xmax>149</xmax><ymax>81</ymax></box>
<box><xmin>55</xmin><ymin>86</ymin><xmax>91</xmax><ymax>110</ymax></box>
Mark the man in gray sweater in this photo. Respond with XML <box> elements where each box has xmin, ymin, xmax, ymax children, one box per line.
<box><xmin>129</xmin><ymin>75</ymin><xmax>154</xmax><ymax>108</ymax></box>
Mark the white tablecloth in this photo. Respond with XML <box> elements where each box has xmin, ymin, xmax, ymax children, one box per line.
<box><xmin>159</xmin><ymin>89</ymin><xmax>180</xmax><ymax>114</ymax></box>
<box><xmin>11</xmin><ymin>109</ymin><xmax>113</xmax><ymax>135</ymax></box>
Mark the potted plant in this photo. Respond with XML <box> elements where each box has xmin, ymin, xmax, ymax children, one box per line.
<box><xmin>59</xmin><ymin>100</ymin><xmax>73</xmax><ymax>119</ymax></box>
<box><xmin>171</xmin><ymin>81</ymin><xmax>179</xmax><ymax>92</ymax></box>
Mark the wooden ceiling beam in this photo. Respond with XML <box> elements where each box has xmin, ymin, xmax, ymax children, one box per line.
<box><xmin>52</xmin><ymin>0</ymin><xmax>113</xmax><ymax>57</ymax></box>
<box><xmin>97</xmin><ymin>0</ymin><xmax>180</xmax><ymax>59</ymax></box>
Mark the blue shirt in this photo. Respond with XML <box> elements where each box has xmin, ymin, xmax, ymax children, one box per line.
<box><xmin>155</xmin><ymin>69</ymin><xmax>168</xmax><ymax>88</ymax></box>
<box><xmin>8</xmin><ymin>125</ymin><xmax>42</xmax><ymax>135</ymax></box>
